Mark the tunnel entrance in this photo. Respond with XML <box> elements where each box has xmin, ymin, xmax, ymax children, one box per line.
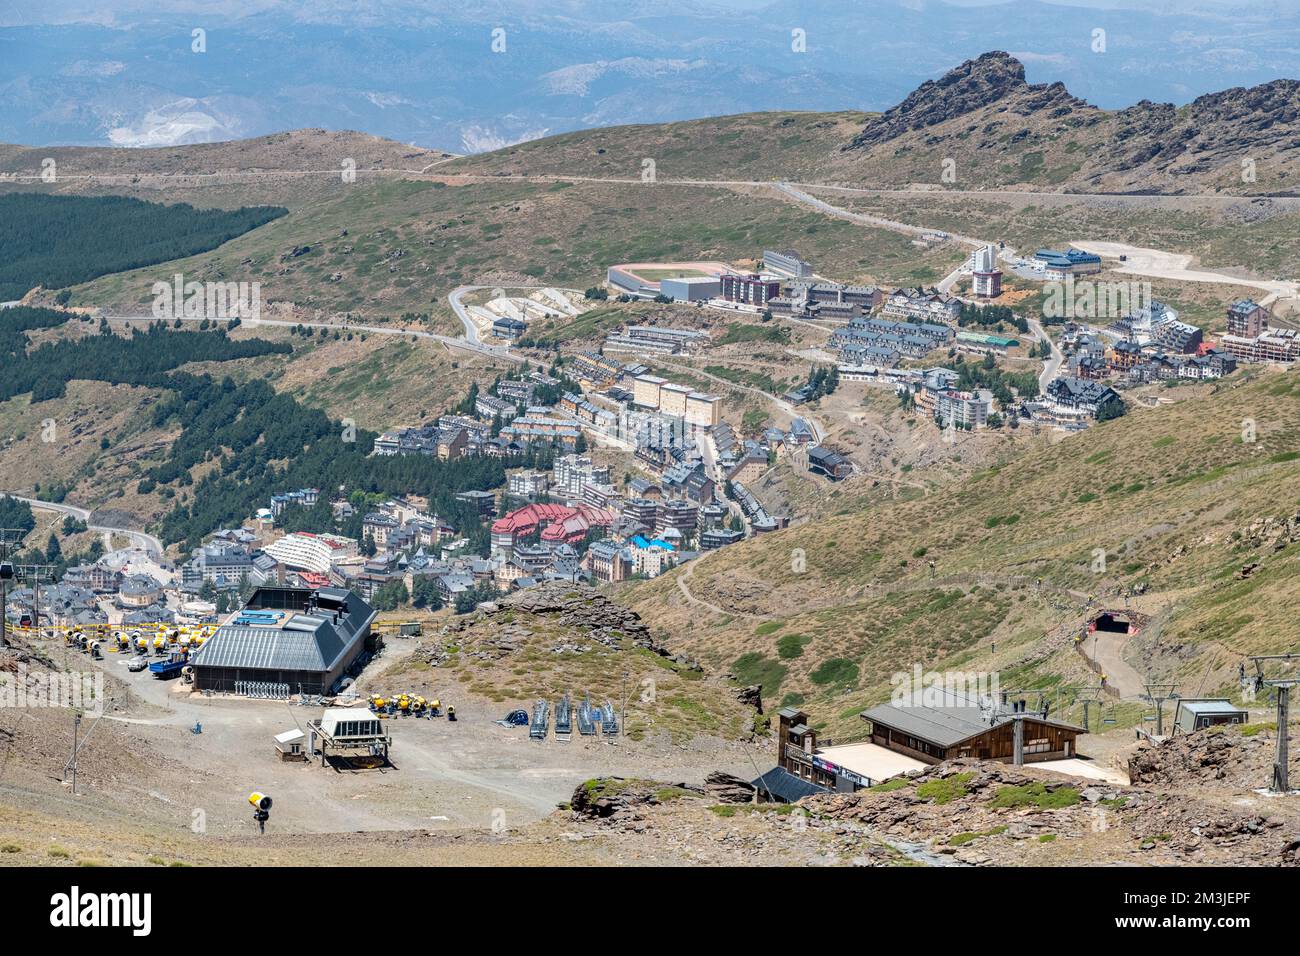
<box><xmin>1088</xmin><ymin>609</ymin><xmax>1150</xmax><ymax>636</ymax></box>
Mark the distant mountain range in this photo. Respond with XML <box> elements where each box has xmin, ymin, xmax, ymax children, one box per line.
<box><xmin>6</xmin><ymin>0</ymin><xmax>1300</xmax><ymax>152</ymax></box>
<box><xmin>448</xmin><ymin>50</ymin><xmax>1300</xmax><ymax>195</ymax></box>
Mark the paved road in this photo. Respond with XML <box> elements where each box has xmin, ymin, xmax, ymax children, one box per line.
<box><xmin>1084</xmin><ymin>630</ymin><xmax>1147</xmax><ymax>701</ymax></box>
<box><xmin>1028</xmin><ymin>317</ymin><xmax>1063</xmax><ymax>393</ymax></box>
<box><xmin>10</xmin><ymin>495</ymin><xmax>164</xmax><ymax>558</ymax></box>
<box><xmin>446</xmin><ymin>284</ymin><xmax>582</xmax><ymax>353</ymax></box>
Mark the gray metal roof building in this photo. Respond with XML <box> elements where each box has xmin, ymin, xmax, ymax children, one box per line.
<box><xmin>190</xmin><ymin>586</ymin><xmax>377</xmax><ymax>695</ymax></box>
<box><xmin>861</xmin><ymin>700</ymin><xmax>997</xmax><ymax>747</ymax></box>
<box><xmin>1174</xmin><ymin>699</ymin><xmax>1248</xmax><ymax>735</ymax></box>
<box><xmin>751</xmin><ymin>766</ymin><xmax>828</xmax><ymax>803</ymax></box>
<box><xmin>861</xmin><ymin>692</ymin><xmax>1085</xmax><ymax>764</ymax></box>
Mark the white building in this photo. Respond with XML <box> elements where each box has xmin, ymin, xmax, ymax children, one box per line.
<box><xmin>936</xmin><ymin>389</ymin><xmax>993</xmax><ymax>429</ymax></box>
<box><xmin>264</xmin><ymin>532</ymin><xmax>358</xmax><ymax>575</ymax></box>
<box><xmin>969</xmin><ymin>245</ymin><xmax>1002</xmax><ymax>299</ymax></box>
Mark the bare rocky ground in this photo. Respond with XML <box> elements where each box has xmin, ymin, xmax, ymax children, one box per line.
<box><xmin>547</xmin><ymin>729</ymin><xmax>1300</xmax><ymax>867</ymax></box>
<box><xmin>0</xmin><ymin>629</ymin><xmax>764</xmax><ymax>866</ymax></box>
<box><xmin>4</xmin><ymin>622</ymin><xmax>1297</xmax><ymax>867</ymax></box>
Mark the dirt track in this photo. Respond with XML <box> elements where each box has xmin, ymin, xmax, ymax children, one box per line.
<box><xmin>1070</xmin><ymin>239</ymin><xmax>1298</xmax><ymax>306</ymax></box>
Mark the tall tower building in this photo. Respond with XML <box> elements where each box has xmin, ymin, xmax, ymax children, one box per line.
<box><xmin>971</xmin><ymin>244</ymin><xmax>1003</xmax><ymax>298</ymax></box>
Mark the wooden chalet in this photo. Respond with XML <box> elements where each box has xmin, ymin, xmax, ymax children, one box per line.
<box><xmin>861</xmin><ymin>694</ymin><xmax>1084</xmax><ymax>765</ymax></box>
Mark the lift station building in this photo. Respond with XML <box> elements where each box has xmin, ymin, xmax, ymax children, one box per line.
<box><xmin>190</xmin><ymin>586</ymin><xmax>377</xmax><ymax>695</ymax></box>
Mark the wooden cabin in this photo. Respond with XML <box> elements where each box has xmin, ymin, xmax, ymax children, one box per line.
<box><xmin>861</xmin><ymin>697</ymin><xmax>1083</xmax><ymax>765</ymax></box>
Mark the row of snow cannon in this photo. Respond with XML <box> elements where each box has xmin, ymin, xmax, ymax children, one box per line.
<box><xmin>368</xmin><ymin>693</ymin><xmax>452</xmax><ymax>719</ymax></box>
<box><xmin>62</xmin><ymin>625</ymin><xmax>215</xmax><ymax>658</ymax></box>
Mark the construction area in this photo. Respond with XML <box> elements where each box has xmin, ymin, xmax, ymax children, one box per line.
<box><xmin>462</xmin><ymin>288</ymin><xmax>587</xmax><ymax>341</ymax></box>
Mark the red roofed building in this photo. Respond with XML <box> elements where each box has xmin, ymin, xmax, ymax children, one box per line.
<box><xmin>491</xmin><ymin>503</ymin><xmax>616</xmax><ymax>554</ymax></box>
<box><xmin>295</xmin><ymin>570</ymin><xmax>333</xmax><ymax>589</ymax></box>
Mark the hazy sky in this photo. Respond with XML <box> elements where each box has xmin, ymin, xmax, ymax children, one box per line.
<box><xmin>4</xmin><ymin>0</ymin><xmax>1297</xmax><ymax>149</ymax></box>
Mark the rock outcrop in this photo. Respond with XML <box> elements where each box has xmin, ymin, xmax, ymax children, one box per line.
<box><xmin>569</xmin><ymin>777</ymin><xmax>702</xmax><ymax>820</ymax></box>
<box><xmin>839</xmin><ymin>51</ymin><xmax>1300</xmax><ymax>193</ymax></box>
<box><xmin>435</xmin><ymin>581</ymin><xmax>701</xmax><ymax>670</ymax></box>
<box><xmin>845</xmin><ymin>52</ymin><xmax>1089</xmax><ymax>150</ymax></box>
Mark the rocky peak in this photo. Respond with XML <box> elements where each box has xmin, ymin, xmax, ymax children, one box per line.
<box><xmin>847</xmin><ymin>52</ymin><xmax>1029</xmax><ymax>149</ymax></box>
<box><xmin>844</xmin><ymin>51</ymin><xmax>1093</xmax><ymax>151</ymax></box>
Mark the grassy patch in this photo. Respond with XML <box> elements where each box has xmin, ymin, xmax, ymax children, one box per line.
<box><xmin>916</xmin><ymin>772</ymin><xmax>975</xmax><ymax>805</ymax></box>
<box><xmin>776</xmin><ymin>633</ymin><xmax>811</xmax><ymax>659</ymax></box>
<box><xmin>949</xmin><ymin>825</ymin><xmax>1007</xmax><ymax>846</ymax></box>
<box><xmin>809</xmin><ymin>656</ymin><xmax>859</xmax><ymax>688</ymax></box>
<box><xmin>717</xmin><ymin>323</ymin><xmax>792</xmax><ymax>346</ymax></box>
<box><xmin>709</xmin><ymin>803</ymin><xmax>797</xmax><ymax>817</ymax></box>
<box><xmin>731</xmin><ymin>652</ymin><xmax>787</xmax><ymax>694</ymax></box>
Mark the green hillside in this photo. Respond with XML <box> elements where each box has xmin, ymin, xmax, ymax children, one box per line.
<box><xmin>624</xmin><ymin>368</ymin><xmax>1300</xmax><ymax>738</ymax></box>
<box><xmin>445</xmin><ymin>111</ymin><xmax>868</xmax><ymax>182</ymax></box>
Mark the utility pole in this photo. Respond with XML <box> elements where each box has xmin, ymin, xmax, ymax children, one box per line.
<box><xmin>14</xmin><ymin>564</ymin><xmax>55</xmax><ymax>637</ymax></box>
<box><xmin>989</xmin><ymin>695</ymin><xmax>1038</xmax><ymax>767</ymax></box>
<box><xmin>1074</xmin><ymin>685</ymin><xmax>1105</xmax><ymax>734</ymax></box>
<box><xmin>0</xmin><ymin>528</ymin><xmax>28</xmax><ymax>649</ymax></box>
<box><xmin>70</xmin><ymin>714</ymin><xmax>80</xmax><ymax>795</ymax></box>
<box><xmin>1141</xmin><ymin>682</ymin><xmax>1179</xmax><ymax>738</ymax></box>
<box><xmin>620</xmin><ymin>669</ymin><xmax>629</xmax><ymax>739</ymax></box>
<box><xmin>1247</xmin><ymin>655</ymin><xmax>1300</xmax><ymax>794</ymax></box>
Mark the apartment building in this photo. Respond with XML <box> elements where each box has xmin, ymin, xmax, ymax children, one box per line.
<box><xmin>553</xmin><ymin>454</ymin><xmax>611</xmax><ymax>498</ymax></box>
<box><xmin>1227</xmin><ymin>299</ymin><xmax>1269</xmax><ymax>338</ymax></box>
<box><xmin>720</xmin><ymin>273</ymin><xmax>781</xmax><ymax>306</ymax></box>
<box><xmin>936</xmin><ymin>389</ymin><xmax>993</xmax><ymax>429</ymax></box>
<box><xmin>763</xmin><ymin>248</ymin><xmax>813</xmax><ymax>278</ymax></box>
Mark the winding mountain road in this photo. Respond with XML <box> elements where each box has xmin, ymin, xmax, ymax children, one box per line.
<box><xmin>446</xmin><ymin>284</ymin><xmax>583</xmax><ymax>355</ymax></box>
<box><xmin>10</xmin><ymin>496</ymin><xmax>163</xmax><ymax>558</ymax></box>
<box><xmin>1028</xmin><ymin>317</ymin><xmax>1063</xmax><ymax>392</ymax></box>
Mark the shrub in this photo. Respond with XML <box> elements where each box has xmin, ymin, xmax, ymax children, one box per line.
<box><xmin>809</xmin><ymin>657</ymin><xmax>858</xmax><ymax>688</ymax></box>
<box><xmin>990</xmin><ymin>783</ymin><xmax>1080</xmax><ymax>809</ymax></box>
<box><xmin>776</xmin><ymin>633</ymin><xmax>810</xmax><ymax>660</ymax></box>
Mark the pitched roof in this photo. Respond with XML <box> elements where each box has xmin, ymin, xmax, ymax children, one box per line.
<box><xmin>862</xmin><ymin>694</ymin><xmax>1083</xmax><ymax>748</ymax></box>
<box><xmin>191</xmin><ymin>588</ymin><xmax>375</xmax><ymax>675</ymax></box>
<box><xmin>751</xmin><ymin>766</ymin><xmax>829</xmax><ymax>803</ymax></box>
